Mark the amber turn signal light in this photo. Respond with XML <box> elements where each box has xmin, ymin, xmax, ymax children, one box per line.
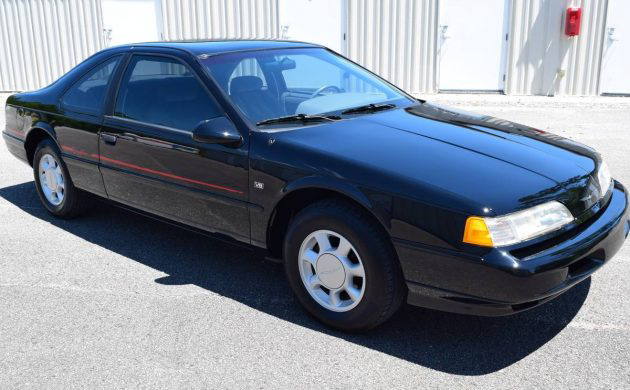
<box><xmin>463</xmin><ymin>217</ymin><xmax>494</xmax><ymax>247</ymax></box>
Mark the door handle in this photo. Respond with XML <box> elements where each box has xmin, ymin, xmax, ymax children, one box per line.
<box><xmin>101</xmin><ymin>133</ymin><xmax>118</xmax><ymax>145</ymax></box>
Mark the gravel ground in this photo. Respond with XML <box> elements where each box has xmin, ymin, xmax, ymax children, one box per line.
<box><xmin>1</xmin><ymin>92</ymin><xmax>629</xmax><ymax>389</ymax></box>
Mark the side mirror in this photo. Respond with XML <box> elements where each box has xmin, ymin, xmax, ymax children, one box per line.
<box><xmin>192</xmin><ymin>117</ymin><xmax>243</xmax><ymax>147</ymax></box>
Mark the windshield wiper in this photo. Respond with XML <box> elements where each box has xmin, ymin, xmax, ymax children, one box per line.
<box><xmin>256</xmin><ymin>114</ymin><xmax>340</xmax><ymax>126</ymax></box>
<box><xmin>341</xmin><ymin>103</ymin><xmax>396</xmax><ymax>115</ymax></box>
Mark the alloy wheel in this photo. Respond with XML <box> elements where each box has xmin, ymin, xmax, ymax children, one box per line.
<box><xmin>38</xmin><ymin>153</ymin><xmax>65</xmax><ymax>206</ymax></box>
<box><xmin>298</xmin><ymin>229</ymin><xmax>366</xmax><ymax>312</ymax></box>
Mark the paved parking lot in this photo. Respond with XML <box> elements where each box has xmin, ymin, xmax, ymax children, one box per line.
<box><xmin>1</xmin><ymin>93</ymin><xmax>629</xmax><ymax>388</ymax></box>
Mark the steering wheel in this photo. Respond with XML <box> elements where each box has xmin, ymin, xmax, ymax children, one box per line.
<box><xmin>310</xmin><ymin>85</ymin><xmax>341</xmax><ymax>98</ymax></box>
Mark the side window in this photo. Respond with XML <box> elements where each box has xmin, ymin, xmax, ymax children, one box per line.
<box><xmin>114</xmin><ymin>55</ymin><xmax>222</xmax><ymax>131</ymax></box>
<box><xmin>62</xmin><ymin>56</ymin><xmax>120</xmax><ymax>114</ymax></box>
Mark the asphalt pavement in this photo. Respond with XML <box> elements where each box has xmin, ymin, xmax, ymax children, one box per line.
<box><xmin>1</xmin><ymin>93</ymin><xmax>629</xmax><ymax>388</ymax></box>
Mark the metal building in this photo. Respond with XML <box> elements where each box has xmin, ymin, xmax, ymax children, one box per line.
<box><xmin>0</xmin><ymin>0</ymin><xmax>105</xmax><ymax>91</ymax></box>
<box><xmin>344</xmin><ymin>0</ymin><xmax>628</xmax><ymax>96</ymax></box>
<box><xmin>1</xmin><ymin>0</ymin><xmax>628</xmax><ymax>96</ymax></box>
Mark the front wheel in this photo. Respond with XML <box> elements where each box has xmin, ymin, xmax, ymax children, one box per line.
<box><xmin>284</xmin><ymin>199</ymin><xmax>405</xmax><ymax>331</ymax></box>
<box><xmin>33</xmin><ymin>139</ymin><xmax>87</xmax><ymax>218</ymax></box>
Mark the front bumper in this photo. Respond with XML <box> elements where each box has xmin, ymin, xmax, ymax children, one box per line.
<box><xmin>395</xmin><ymin>181</ymin><xmax>630</xmax><ymax>316</ymax></box>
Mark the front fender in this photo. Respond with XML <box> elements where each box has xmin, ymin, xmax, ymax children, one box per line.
<box><xmin>282</xmin><ymin>175</ymin><xmax>391</xmax><ymax>229</ymax></box>
<box><xmin>282</xmin><ymin>175</ymin><xmax>391</xmax><ymax>231</ymax></box>
<box><xmin>284</xmin><ymin>175</ymin><xmax>371</xmax><ymax>208</ymax></box>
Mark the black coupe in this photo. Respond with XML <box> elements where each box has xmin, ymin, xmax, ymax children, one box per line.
<box><xmin>3</xmin><ymin>40</ymin><xmax>629</xmax><ymax>331</ymax></box>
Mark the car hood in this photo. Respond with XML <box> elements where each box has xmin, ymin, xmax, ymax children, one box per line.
<box><xmin>265</xmin><ymin>102</ymin><xmax>601</xmax><ymax>217</ymax></box>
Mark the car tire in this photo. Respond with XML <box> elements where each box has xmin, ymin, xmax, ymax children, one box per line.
<box><xmin>284</xmin><ymin>199</ymin><xmax>405</xmax><ymax>331</ymax></box>
<box><xmin>33</xmin><ymin>138</ymin><xmax>88</xmax><ymax>218</ymax></box>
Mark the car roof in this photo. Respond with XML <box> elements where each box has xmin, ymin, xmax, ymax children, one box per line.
<box><xmin>110</xmin><ymin>39</ymin><xmax>323</xmax><ymax>56</ymax></box>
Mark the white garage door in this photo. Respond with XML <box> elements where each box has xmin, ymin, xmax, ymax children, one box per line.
<box><xmin>279</xmin><ymin>0</ymin><xmax>345</xmax><ymax>53</ymax></box>
<box><xmin>102</xmin><ymin>0</ymin><xmax>161</xmax><ymax>47</ymax></box>
<box><xmin>438</xmin><ymin>0</ymin><xmax>509</xmax><ymax>92</ymax></box>
<box><xmin>601</xmin><ymin>0</ymin><xmax>630</xmax><ymax>95</ymax></box>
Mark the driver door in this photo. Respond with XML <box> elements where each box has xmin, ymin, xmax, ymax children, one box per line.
<box><xmin>99</xmin><ymin>53</ymin><xmax>250</xmax><ymax>243</ymax></box>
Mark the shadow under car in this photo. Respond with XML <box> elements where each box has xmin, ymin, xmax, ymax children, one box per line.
<box><xmin>0</xmin><ymin>181</ymin><xmax>590</xmax><ymax>376</ymax></box>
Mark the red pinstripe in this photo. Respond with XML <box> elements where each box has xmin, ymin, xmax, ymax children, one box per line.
<box><xmin>61</xmin><ymin>145</ymin><xmax>243</xmax><ymax>195</ymax></box>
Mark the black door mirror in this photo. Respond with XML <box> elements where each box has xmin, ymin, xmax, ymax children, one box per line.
<box><xmin>192</xmin><ymin>117</ymin><xmax>243</xmax><ymax>147</ymax></box>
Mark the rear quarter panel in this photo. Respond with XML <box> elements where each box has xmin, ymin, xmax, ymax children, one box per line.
<box><xmin>4</xmin><ymin>103</ymin><xmax>20</xmax><ymax>137</ymax></box>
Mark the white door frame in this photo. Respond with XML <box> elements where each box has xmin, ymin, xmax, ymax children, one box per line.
<box><xmin>498</xmin><ymin>0</ymin><xmax>511</xmax><ymax>92</ymax></box>
<box><xmin>340</xmin><ymin>0</ymin><xmax>348</xmax><ymax>55</ymax></box>
<box><xmin>436</xmin><ymin>0</ymin><xmax>511</xmax><ymax>93</ymax></box>
<box><xmin>155</xmin><ymin>0</ymin><xmax>165</xmax><ymax>41</ymax></box>
<box><xmin>599</xmin><ymin>0</ymin><xmax>630</xmax><ymax>96</ymax></box>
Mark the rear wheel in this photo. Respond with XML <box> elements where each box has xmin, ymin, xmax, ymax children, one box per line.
<box><xmin>284</xmin><ymin>199</ymin><xmax>405</xmax><ymax>331</ymax></box>
<box><xmin>33</xmin><ymin>139</ymin><xmax>87</xmax><ymax>218</ymax></box>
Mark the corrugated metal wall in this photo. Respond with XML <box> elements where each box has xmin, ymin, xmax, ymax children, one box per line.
<box><xmin>0</xmin><ymin>0</ymin><xmax>105</xmax><ymax>91</ymax></box>
<box><xmin>505</xmin><ymin>0</ymin><xmax>608</xmax><ymax>96</ymax></box>
<box><xmin>160</xmin><ymin>0</ymin><xmax>280</xmax><ymax>40</ymax></box>
<box><xmin>0</xmin><ymin>0</ymin><xmax>613</xmax><ymax>96</ymax></box>
<box><xmin>346</xmin><ymin>0</ymin><xmax>439</xmax><ymax>94</ymax></box>
<box><xmin>346</xmin><ymin>0</ymin><xmax>608</xmax><ymax>96</ymax></box>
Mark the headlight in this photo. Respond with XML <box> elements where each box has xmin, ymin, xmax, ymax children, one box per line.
<box><xmin>597</xmin><ymin>160</ymin><xmax>612</xmax><ymax>195</ymax></box>
<box><xmin>463</xmin><ymin>201</ymin><xmax>574</xmax><ymax>247</ymax></box>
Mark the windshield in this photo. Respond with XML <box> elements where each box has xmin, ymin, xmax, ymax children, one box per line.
<box><xmin>200</xmin><ymin>48</ymin><xmax>410</xmax><ymax>125</ymax></box>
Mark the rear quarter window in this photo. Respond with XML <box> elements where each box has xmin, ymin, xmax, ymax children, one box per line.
<box><xmin>61</xmin><ymin>56</ymin><xmax>121</xmax><ymax>115</ymax></box>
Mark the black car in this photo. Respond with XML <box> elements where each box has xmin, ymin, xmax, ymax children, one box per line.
<box><xmin>3</xmin><ymin>40</ymin><xmax>629</xmax><ymax>331</ymax></box>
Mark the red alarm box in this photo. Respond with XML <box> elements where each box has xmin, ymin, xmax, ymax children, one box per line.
<box><xmin>565</xmin><ymin>7</ymin><xmax>581</xmax><ymax>36</ymax></box>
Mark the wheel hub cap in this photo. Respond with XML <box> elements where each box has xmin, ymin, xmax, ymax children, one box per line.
<box><xmin>38</xmin><ymin>153</ymin><xmax>65</xmax><ymax>206</ymax></box>
<box><xmin>45</xmin><ymin>169</ymin><xmax>58</xmax><ymax>189</ymax></box>
<box><xmin>298</xmin><ymin>230</ymin><xmax>366</xmax><ymax>312</ymax></box>
<box><xmin>316</xmin><ymin>253</ymin><xmax>345</xmax><ymax>289</ymax></box>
